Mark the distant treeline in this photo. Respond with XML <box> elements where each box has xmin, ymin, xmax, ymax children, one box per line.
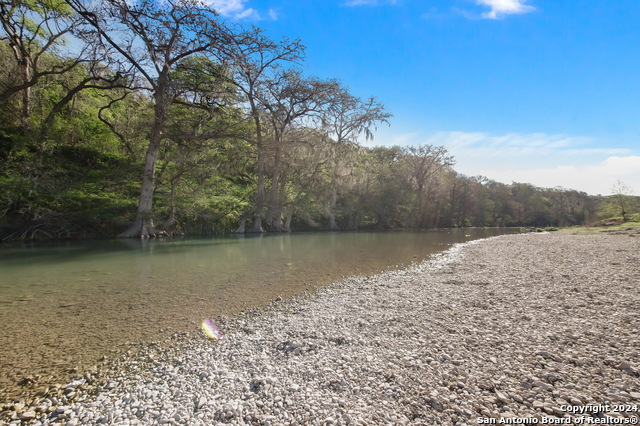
<box><xmin>0</xmin><ymin>0</ymin><xmax>636</xmax><ymax>240</ymax></box>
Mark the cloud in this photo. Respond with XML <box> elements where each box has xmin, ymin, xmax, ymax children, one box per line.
<box><xmin>344</xmin><ymin>0</ymin><xmax>398</xmax><ymax>6</ymax></box>
<box><xmin>387</xmin><ymin>130</ymin><xmax>638</xmax><ymax>195</ymax></box>
<box><xmin>476</xmin><ymin>0</ymin><xmax>535</xmax><ymax>19</ymax></box>
<box><xmin>482</xmin><ymin>156</ymin><xmax>640</xmax><ymax>196</ymax></box>
<box><xmin>433</xmin><ymin>131</ymin><xmax>630</xmax><ymax>158</ymax></box>
<box><xmin>204</xmin><ymin>0</ymin><xmax>274</xmax><ymax>20</ymax></box>
<box><xmin>206</xmin><ymin>0</ymin><xmax>245</xmax><ymax>15</ymax></box>
<box><xmin>235</xmin><ymin>7</ymin><xmax>260</xmax><ymax>20</ymax></box>
<box><xmin>390</xmin><ymin>132</ymin><xmax>421</xmax><ymax>146</ymax></box>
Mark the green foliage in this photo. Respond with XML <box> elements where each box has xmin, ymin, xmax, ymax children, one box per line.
<box><xmin>0</xmin><ymin>142</ymin><xmax>141</xmax><ymax>239</ymax></box>
<box><xmin>593</xmin><ymin>193</ymin><xmax>640</xmax><ymax>222</ymax></box>
<box><xmin>0</xmin><ymin>5</ymin><xmax>611</xmax><ymax>240</ymax></box>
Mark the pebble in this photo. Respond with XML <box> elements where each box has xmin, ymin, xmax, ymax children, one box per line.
<box><xmin>19</xmin><ymin>411</ymin><xmax>37</xmax><ymax>421</ymax></box>
<box><xmin>496</xmin><ymin>392</ymin><xmax>510</xmax><ymax>403</ymax></box>
<box><xmin>2</xmin><ymin>233</ymin><xmax>638</xmax><ymax>425</ymax></box>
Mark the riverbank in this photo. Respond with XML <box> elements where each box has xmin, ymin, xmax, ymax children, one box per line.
<box><xmin>0</xmin><ymin>229</ymin><xmax>510</xmax><ymax>411</ymax></box>
<box><xmin>5</xmin><ymin>232</ymin><xmax>640</xmax><ymax>424</ymax></box>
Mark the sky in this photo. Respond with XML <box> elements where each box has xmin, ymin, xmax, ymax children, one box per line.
<box><xmin>209</xmin><ymin>0</ymin><xmax>640</xmax><ymax>196</ymax></box>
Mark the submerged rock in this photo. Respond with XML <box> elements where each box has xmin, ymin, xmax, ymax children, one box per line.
<box><xmin>6</xmin><ymin>232</ymin><xmax>639</xmax><ymax>425</ymax></box>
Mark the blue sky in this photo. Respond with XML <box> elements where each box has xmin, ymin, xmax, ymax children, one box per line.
<box><xmin>210</xmin><ymin>0</ymin><xmax>640</xmax><ymax>195</ymax></box>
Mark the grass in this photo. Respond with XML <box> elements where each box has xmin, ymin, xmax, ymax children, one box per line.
<box><xmin>568</xmin><ymin>213</ymin><xmax>640</xmax><ymax>235</ymax></box>
<box><xmin>536</xmin><ymin>227</ymin><xmax>559</xmax><ymax>232</ymax></box>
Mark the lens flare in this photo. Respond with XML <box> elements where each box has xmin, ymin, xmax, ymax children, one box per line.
<box><xmin>201</xmin><ymin>318</ymin><xmax>223</xmax><ymax>340</ymax></box>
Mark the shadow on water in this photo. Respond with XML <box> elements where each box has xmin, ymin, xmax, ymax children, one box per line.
<box><xmin>0</xmin><ymin>234</ymin><xmax>255</xmax><ymax>265</ymax></box>
<box><xmin>0</xmin><ymin>228</ymin><xmax>519</xmax><ymax>403</ymax></box>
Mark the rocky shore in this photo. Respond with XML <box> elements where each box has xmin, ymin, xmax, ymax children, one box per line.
<box><xmin>4</xmin><ymin>232</ymin><xmax>639</xmax><ymax>425</ymax></box>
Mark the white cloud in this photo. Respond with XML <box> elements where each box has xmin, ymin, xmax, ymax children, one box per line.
<box><xmin>204</xmin><ymin>0</ymin><xmax>275</xmax><ymax>20</ymax></box>
<box><xmin>433</xmin><ymin>131</ymin><xmax>627</xmax><ymax>159</ymax></box>
<box><xmin>268</xmin><ymin>8</ymin><xmax>279</xmax><ymax>20</ymax></box>
<box><xmin>390</xmin><ymin>132</ymin><xmax>421</xmax><ymax>146</ymax></box>
<box><xmin>476</xmin><ymin>0</ymin><xmax>535</xmax><ymax>19</ymax></box>
<box><xmin>206</xmin><ymin>0</ymin><xmax>246</xmax><ymax>15</ymax></box>
<box><xmin>235</xmin><ymin>7</ymin><xmax>260</xmax><ymax>20</ymax></box>
<box><xmin>385</xmin><ymin>130</ymin><xmax>639</xmax><ymax>195</ymax></box>
<box><xmin>483</xmin><ymin>157</ymin><xmax>640</xmax><ymax>196</ymax></box>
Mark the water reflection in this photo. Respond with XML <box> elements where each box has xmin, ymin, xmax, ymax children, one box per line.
<box><xmin>0</xmin><ymin>229</ymin><xmax>516</xmax><ymax>401</ymax></box>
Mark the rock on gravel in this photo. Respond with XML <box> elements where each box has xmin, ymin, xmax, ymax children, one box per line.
<box><xmin>8</xmin><ymin>232</ymin><xmax>640</xmax><ymax>425</ymax></box>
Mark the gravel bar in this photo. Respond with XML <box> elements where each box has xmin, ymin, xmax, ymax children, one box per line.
<box><xmin>6</xmin><ymin>232</ymin><xmax>640</xmax><ymax>425</ymax></box>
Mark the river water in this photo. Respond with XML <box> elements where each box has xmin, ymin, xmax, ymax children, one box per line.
<box><xmin>0</xmin><ymin>229</ymin><xmax>515</xmax><ymax>402</ymax></box>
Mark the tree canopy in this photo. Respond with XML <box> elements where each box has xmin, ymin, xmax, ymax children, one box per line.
<box><xmin>0</xmin><ymin>0</ymin><xmax>631</xmax><ymax>240</ymax></box>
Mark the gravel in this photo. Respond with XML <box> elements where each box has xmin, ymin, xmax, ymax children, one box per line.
<box><xmin>4</xmin><ymin>232</ymin><xmax>639</xmax><ymax>425</ymax></box>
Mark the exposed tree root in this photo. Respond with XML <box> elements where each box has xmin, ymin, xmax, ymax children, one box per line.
<box><xmin>118</xmin><ymin>216</ymin><xmax>168</xmax><ymax>239</ymax></box>
<box><xmin>246</xmin><ymin>216</ymin><xmax>264</xmax><ymax>233</ymax></box>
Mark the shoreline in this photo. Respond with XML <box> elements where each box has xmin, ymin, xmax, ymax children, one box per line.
<box><xmin>0</xmin><ymin>228</ymin><xmax>512</xmax><ymax>411</ymax></box>
<box><xmin>4</xmin><ymin>232</ymin><xmax>640</xmax><ymax>424</ymax></box>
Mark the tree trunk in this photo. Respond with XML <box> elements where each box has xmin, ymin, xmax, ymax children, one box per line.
<box><xmin>276</xmin><ymin>175</ymin><xmax>290</xmax><ymax>232</ymax></box>
<box><xmin>119</xmin><ymin>140</ymin><xmax>163</xmax><ymax>238</ymax></box>
<box><xmin>283</xmin><ymin>207</ymin><xmax>293</xmax><ymax>232</ymax></box>
<box><xmin>20</xmin><ymin>59</ymin><xmax>31</xmax><ymax>134</ymax></box>
<box><xmin>265</xmin><ymin>144</ymin><xmax>283</xmax><ymax>231</ymax></box>
<box><xmin>416</xmin><ymin>183</ymin><xmax>426</xmax><ymax>228</ymax></box>
<box><xmin>352</xmin><ymin>210</ymin><xmax>359</xmax><ymax>231</ymax></box>
<box><xmin>266</xmin><ymin>144</ymin><xmax>290</xmax><ymax>232</ymax></box>
<box><xmin>448</xmin><ymin>178</ymin><xmax>457</xmax><ymax>228</ymax></box>
<box><xmin>248</xmin><ymin>115</ymin><xmax>265</xmax><ymax>233</ymax></box>
<box><xmin>248</xmin><ymin>145</ymin><xmax>265</xmax><ymax>233</ymax></box>
<box><xmin>119</xmin><ymin>86</ymin><xmax>167</xmax><ymax>238</ymax></box>
<box><xmin>327</xmin><ymin>185</ymin><xmax>339</xmax><ymax>231</ymax></box>
<box><xmin>234</xmin><ymin>216</ymin><xmax>247</xmax><ymax>233</ymax></box>
<box><xmin>162</xmin><ymin>180</ymin><xmax>177</xmax><ymax>231</ymax></box>
<box><xmin>457</xmin><ymin>192</ymin><xmax>466</xmax><ymax>227</ymax></box>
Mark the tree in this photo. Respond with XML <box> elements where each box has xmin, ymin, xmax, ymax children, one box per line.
<box><xmin>401</xmin><ymin>144</ymin><xmax>454</xmax><ymax>227</ymax></box>
<box><xmin>260</xmin><ymin>70</ymin><xmax>338</xmax><ymax>231</ymax></box>
<box><xmin>276</xmin><ymin>127</ymin><xmax>334</xmax><ymax>231</ymax></box>
<box><xmin>611</xmin><ymin>180</ymin><xmax>633</xmax><ymax>221</ymax></box>
<box><xmin>66</xmin><ymin>0</ymin><xmax>233</xmax><ymax>237</ymax></box>
<box><xmin>0</xmin><ymin>0</ymin><xmax>92</xmax><ymax>133</ymax></box>
<box><xmin>153</xmin><ymin>55</ymin><xmax>239</xmax><ymax>232</ymax></box>
<box><xmin>224</xmin><ymin>28</ymin><xmax>304</xmax><ymax>233</ymax></box>
<box><xmin>357</xmin><ymin>145</ymin><xmax>411</xmax><ymax>228</ymax></box>
<box><xmin>96</xmin><ymin>89</ymin><xmax>153</xmax><ymax>157</ymax></box>
<box><xmin>322</xmin><ymin>89</ymin><xmax>391</xmax><ymax>230</ymax></box>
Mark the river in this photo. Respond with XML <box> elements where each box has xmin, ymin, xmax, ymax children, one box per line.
<box><xmin>0</xmin><ymin>229</ymin><xmax>516</xmax><ymax>403</ymax></box>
